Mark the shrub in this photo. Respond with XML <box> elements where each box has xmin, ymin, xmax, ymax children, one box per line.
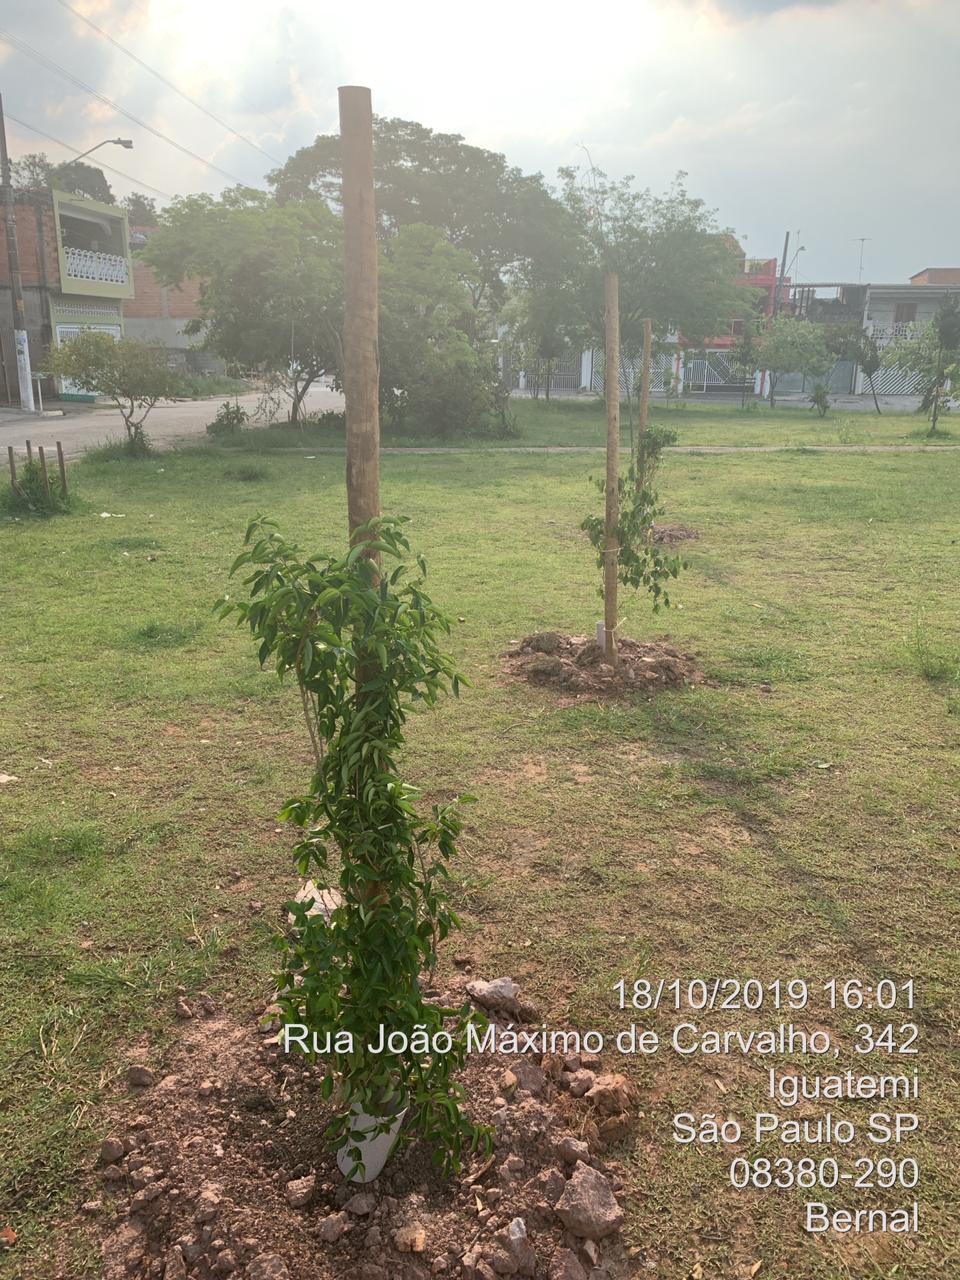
<box><xmin>206</xmin><ymin>400</ymin><xmax>249</xmax><ymax>436</ymax></box>
<box><xmin>1</xmin><ymin>459</ymin><xmax>71</xmax><ymax>517</ymax></box>
<box><xmin>809</xmin><ymin>384</ymin><xmax>831</xmax><ymax>417</ymax></box>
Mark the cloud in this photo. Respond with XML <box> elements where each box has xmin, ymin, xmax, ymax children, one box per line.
<box><xmin>0</xmin><ymin>0</ymin><xmax>956</xmax><ymax>284</ymax></box>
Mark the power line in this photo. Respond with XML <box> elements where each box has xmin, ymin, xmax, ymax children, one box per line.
<box><xmin>0</xmin><ymin>27</ymin><xmax>254</xmax><ymax>186</ymax></box>
<box><xmin>51</xmin><ymin>0</ymin><xmax>283</xmax><ymax>166</ymax></box>
<box><xmin>4</xmin><ymin>110</ymin><xmax>172</xmax><ymax>198</ymax></box>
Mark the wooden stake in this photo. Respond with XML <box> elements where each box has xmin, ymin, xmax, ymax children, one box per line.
<box><xmin>338</xmin><ymin>85</ymin><xmax>380</xmax><ymax>552</ymax></box>
<box><xmin>56</xmin><ymin>441</ymin><xmax>68</xmax><ymax>496</ymax></box>
<box><xmin>7</xmin><ymin>444</ymin><xmax>17</xmax><ymax>493</ymax></box>
<box><xmin>603</xmin><ymin>272</ymin><xmax>620</xmax><ymax>666</ymax></box>
<box><xmin>37</xmin><ymin>445</ymin><xmax>50</xmax><ymax>499</ymax></box>
<box><xmin>25</xmin><ymin>438</ymin><xmax>32</xmax><ymax>464</ymax></box>
<box><xmin>636</xmin><ymin>317</ymin><xmax>652</xmax><ymax>491</ymax></box>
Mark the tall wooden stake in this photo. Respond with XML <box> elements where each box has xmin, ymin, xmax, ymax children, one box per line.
<box><xmin>603</xmin><ymin>272</ymin><xmax>620</xmax><ymax>666</ymax></box>
<box><xmin>338</xmin><ymin>85</ymin><xmax>380</xmax><ymax>552</ymax></box>
<box><xmin>636</xmin><ymin>317</ymin><xmax>652</xmax><ymax>491</ymax></box>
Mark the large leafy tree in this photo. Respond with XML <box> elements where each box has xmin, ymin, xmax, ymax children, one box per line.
<box><xmin>122</xmin><ymin>192</ymin><xmax>159</xmax><ymax>225</ymax></box>
<box><xmin>140</xmin><ymin>188</ymin><xmax>342</xmax><ymax>422</ymax></box>
<box><xmin>11</xmin><ymin>150</ymin><xmax>114</xmax><ymax>203</ymax></box>
<box><xmin>379</xmin><ymin>223</ymin><xmax>503</xmax><ymax>435</ymax></box>
<box><xmin>757</xmin><ymin>317</ymin><xmax>832</xmax><ymax>408</ymax></box>
<box><xmin>269</xmin><ymin>116</ymin><xmax>569</xmax><ymax>315</ymax></box>
<box><xmin>556</xmin><ymin>167</ymin><xmax>747</xmax><ymax>356</ymax></box>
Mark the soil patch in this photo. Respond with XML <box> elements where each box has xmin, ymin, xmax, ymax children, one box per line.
<box><xmin>80</xmin><ymin>979</ymin><xmax>639</xmax><ymax>1280</ymax></box>
<box><xmin>502</xmin><ymin>632</ymin><xmax>703</xmax><ymax>698</ymax></box>
<box><xmin>651</xmin><ymin>523</ymin><xmax>698</xmax><ymax>546</ymax></box>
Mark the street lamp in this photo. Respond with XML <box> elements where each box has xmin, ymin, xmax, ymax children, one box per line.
<box><xmin>71</xmin><ymin>137</ymin><xmax>134</xmax><ymax>164</ymax></box>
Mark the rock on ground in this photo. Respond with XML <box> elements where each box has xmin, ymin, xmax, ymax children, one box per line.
<box><xmin>554</xmin><ymin>1162</ymin><xmax>624</xmax><ymax>1241</ymax></box>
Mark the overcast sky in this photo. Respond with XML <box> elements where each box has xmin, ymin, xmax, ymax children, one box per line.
<box><xmin>1</xmin><ymin>0</ymin><xmax>957</xmax><ymax>283</ymax></box>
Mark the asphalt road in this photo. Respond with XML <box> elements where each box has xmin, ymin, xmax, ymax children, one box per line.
<box><xmin>0</xmin><ymin>385</ymin><xmax>344</xmax><ymax>458</ymax></box>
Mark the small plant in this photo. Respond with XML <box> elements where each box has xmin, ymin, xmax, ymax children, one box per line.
<box><xmin>582</xmin><ymin>463</ymin><xmax>686</xmax><ymax>614</ymax></box>
<box><xmin>836</xmin><ymin>416</ymin><xmax>861</xmax><ymax>445</ymax></box>
<box><xmin>809</xmin><ymin>383</ymin><xmax>831</xmax><ymax>417</ymax></box>
<box><xmin>219</xmin><ymin>516</ymin><xmax>489</xmax><ymax>1175</ymax></box>
<box><xmin>635</xmin><ymin>424</ymin><xmax>678</xmax><ymax>492</ymax></box>
<box><xmin>905</xmin><ymin>611</ymin><xmax>960</xmax><ymax>684</ymax></box>
<box><xmin>206</xmin><ymin>400</ymin><xmax>250</xmax><ymax>436</ymax></box>
<box><xmin>2</xmin><ymin>459</ymin><xmax>70</xmax><ymax>517</ymax></box>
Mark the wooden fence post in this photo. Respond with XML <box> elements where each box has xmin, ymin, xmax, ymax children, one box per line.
<box><xmin>603</xmin><ymin>272</ymin><xmax>620</xmax><ymax>666</ymax></box>
<box><xmin>7</xmin><ymin>444</ymin><xmax>18</xmax><ymax>494</ymax></box>
<box><xmin>338</xmin><ymin>84</ymin><xmax>380</xmax><ymax>554</ymax></box>
<box><xmin>56</xmin><ymin>441</ymin><xmax>68</xmax><ymax>496</ymax></box>
<box><xmin>25</xmin><ymin>438</ymin><xmax>32</xmax><ymax>464</ymax></box>
<box><xmin>37</xmin><ymin>445</ymin><xmax>50</xmax><ymax>499</ymax></box>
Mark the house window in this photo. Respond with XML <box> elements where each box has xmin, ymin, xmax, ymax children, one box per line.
<box><xmin>894</xmin><ymin>302</ymin><xmax>917</xmax><ymax>324</ymax></box>
<box><xmin>730</xmin><ymin>319</ymin><xmax>745</xmax><ymax>335</ymax></box>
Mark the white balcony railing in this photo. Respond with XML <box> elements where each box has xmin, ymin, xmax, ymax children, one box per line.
<box><xmin>63</xmin><ymin>245</ymin><xmax>130</xmax><ymax>285</ymax></box>
<box><xmin>869</xmin><ymin>321</ymin><xmax>920</xmax><ymax>346</ymax></box>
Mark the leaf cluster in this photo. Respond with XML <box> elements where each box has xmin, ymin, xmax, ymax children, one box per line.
<box><xmin>218</xmin><ymin>516</ymin><xmax>489</xmax><ymax>1173</ymax></box>
<box><xmin>582</xmin><ymin>465</ymin><xmax>685</xmax><ymax>611</ymax></box>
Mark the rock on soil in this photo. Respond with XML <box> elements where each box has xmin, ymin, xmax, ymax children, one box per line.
<box><xmin>503</xmin><ymin>632</ymin><xmax>702</xmax><ymax>697</ymax></box>
<box><xmin>554</xmin><ymin>1162</ymin><xmax>625</xmax><ymax>1240</ymax></box>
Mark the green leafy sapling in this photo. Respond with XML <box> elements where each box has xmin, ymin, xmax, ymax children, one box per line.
<box><xmin>218</xmin><ymin>515</ymin><xmax>489</xmax><ymax>1175</ymax></box>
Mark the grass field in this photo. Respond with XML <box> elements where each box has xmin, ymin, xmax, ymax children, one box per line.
<box><xmin>219</xmin><ymin>396</ymin><xmax>955</xmax><ymax>451</ymax></box>
<box><xmin>1</xmin><ymin>425</ymin><xmax>958</xmax><ymax>1277</ymax></box>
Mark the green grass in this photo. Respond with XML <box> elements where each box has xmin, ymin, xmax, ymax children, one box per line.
<box><xmin>212</xmin><ymin>396</ymin><xmax>955</xmax><ymax>452</ymax></box>
<box><xmin>1</xmin><ymin>444</ymin><xmax>958</xmax><ymax>1277</ymax></box>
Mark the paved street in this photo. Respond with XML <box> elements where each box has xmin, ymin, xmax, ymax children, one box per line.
<box><xmin>0</xmin><ymin>384</ymin><xmax>344</xmax><ymax>458</ymax></box>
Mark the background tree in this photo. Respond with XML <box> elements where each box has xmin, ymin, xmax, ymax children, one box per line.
<box><xmin>269</xmin><ymin>116</ymin><xmax>571</xmax><ymax>320</ymax></box>
<box><xmin>882</xmin><ymin>299</ymin><xmax>960</xmax><ymax>434</ymax></box>
<box><xmin>378</xmin><ymin>223</ymin><xmax>503</xmax><ymax>436</ymax></box>
<box><xmin>731</xmin><ymin>320</ymin><xmax>762</xmax><ymax>407</ymax></box>
<box><xmin>10</xmin><ymin>151</ymin><xmax>113</xmax><ymax>202</ymax></box>
<box><xmin>140</xmin><ymin>188</ymin><xmax>342</xmax><ymax>422</ymax></box>
<box><xmin>757</xmin><ymin>317</ymin><xmax>831</xmax><ymax>408</ymax></box>
<box><xmin>43</xmin><ymin>333</ymin><xmax>178</xmax><ymax>453</ymax></box>
<box><xmin>122</xmin><ymin>191</ymin><xmax>159</xmax><ymax>225</ymax></box>
<box><xmin>557</xmin><ymin>167</ymin><xmax>747</xmax><ymax>359</ymax></box>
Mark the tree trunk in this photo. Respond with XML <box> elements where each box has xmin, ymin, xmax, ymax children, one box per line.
<box><xmin>636</xmin><ymin>317</ymin><xmax>652</xmax><ymax>491</ymax></box>
<box><xmin>603</xmin><ymin>273</ymin><xmax>620</xmax><ymax>667</ymax></box>
<box><xmin>339</xmin><ymin>85</ymin><xmax>381</xmax><ymax>550</ymax></box>
<box><xmin>868</xmin><ymin>374</ymin><xmax>882</xmax><ymax>415</ymax></box>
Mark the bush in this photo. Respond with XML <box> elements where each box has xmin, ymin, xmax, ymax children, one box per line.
<box><xmin>206</xmin><ymin>400</ymin><xmax>249</xmax><ymax>436</ymax></box>
<box><xmin>1</xmin><ymin>459</ymin><xmax>71</xmax><ymax>517</ymax></box>
<box><xmin>809</xmin><ymin>384</ymin><xmax>831</xmax><ymax>417</ymax></box>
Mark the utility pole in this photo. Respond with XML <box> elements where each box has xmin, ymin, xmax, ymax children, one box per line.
<box><xmin>0</xmin><ymin>94</ymin><xmax>35</xmax><ymax>411</ymax></box>
<box><xmin>602</xmin><ymin>272</ymin><xmax>620</xmax><ymax>666</ymax></box>
<box><xmin>338</xmin><ymin>85</ymin><xmax>380</xmax><ymax>551</ymax></box>
<box><xmin>772</xmin><ymin>229</ymin><xmax>790</xmax><ymax>318</ymax></box>
<box><xmin>853</xmin><ymin>237</ymin><xmax>871</xmax><ymax>284</ymax></box>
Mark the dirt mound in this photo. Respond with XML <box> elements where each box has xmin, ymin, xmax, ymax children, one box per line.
<box><xmin>83</xmin><ymin>977</ymin><xmax>636</xmax><ymax>1280</ymax></box>
<box><xmin>503</xmin><ymin>632</ymin><xmax>702</xmax><ymax>697</ymax></box>
<box><xmin>651</xmin><ymin>523</ymin><xmax>698</xmax><ymax>546</ymax></box>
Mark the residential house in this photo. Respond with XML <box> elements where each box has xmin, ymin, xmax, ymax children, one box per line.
<box><xmin>0</xmin><ymin>186</ymin><xmax>134</xmax><ymax>402</ymax></box>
